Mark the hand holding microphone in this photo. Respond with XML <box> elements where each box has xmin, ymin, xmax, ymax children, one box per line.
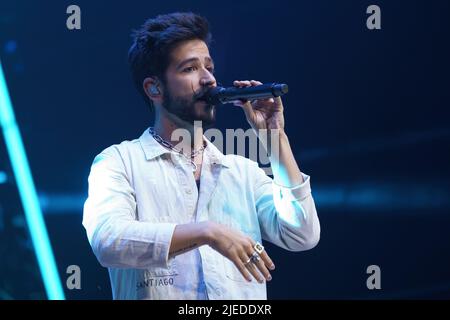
<box><xmin>208</xmin><ymin>80</ymin><xmax>286</xmax><ymax>133</ymax></box>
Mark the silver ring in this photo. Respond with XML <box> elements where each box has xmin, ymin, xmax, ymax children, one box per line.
<box><xmin>250</xmin><ymin>251</ymin><xmax>261</xmax><ymax>263</ymax></box>
<box><xmin>244</xmin><ymin>251</ymin><xmax>260</xmax><ymax>265</ymax></box>
<box><xmin>254</xmin><ymin>242</ymin><xmax>264</xmax><ymax>255</ymax></box>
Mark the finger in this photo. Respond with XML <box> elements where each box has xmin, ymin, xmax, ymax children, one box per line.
<box><xmin>254</xmin><ymin>98</ymin><xmax>275</xmax><ymax>105</ymax></box>
<box><xmin>234</xmin><ymin>80</ymin><xmax>252</xmax><ymax>87</ymax></box>
<box><xmin>250</xmin><ymin>80</ymin><xmax>263</xmax><ymax>86</ymax></box>
<box><xmin>234</xmin><ymin>258</ymin><xmax>253</xmax><ymax>282</ymax></box>
<box><xmin>259</xmin><ymin>250</ymin><xmax>275</xmax><ymax>270</ymax></box>
<box><xmin>233</xmin><ymin>98</ymin><xmax>255</xmax><ymax>119</ymax></box>
<box><xmin>274</xmin><ymin>96</ymin><xmax>283</xmax><ymax>107</ymax></box>
<box><xmin>233</xmin><ymin>80</ymin><xmax>244</xmax><ymax>87</ymax></box>
<box><xmin>253</xmin><ymin>99</ymin><xmax>275</xmax><ymax>109</ymax></box>
<box><xmin>232</xmin><ymin>98</ymin><xmax>252</xmax><ymax>111</ymax></box>
<box><xmin>240</xmin><ymin>251</ymin><xmax>265</xmax><ymax>283</ymax></box>
<box><xmin>253</xmin><ymin>256</ymin><xmax>272</xmax><ymax>281</ymax></box>
<box><xmin>242</xmin><ymin>103</ymin><xmax>255</xmax><ymax>121</ymax></box>
<box><xmin>249</xmin><ymin>239</ymin><xmax>275</xmax><ymax>270</ymax></box>
<box><xmin>242</xmin><ymin>243</ymin><xmax>266</xmax><ymax>283</ymax></box>
<box><xmin>245</xmin><ymin>259</ymin><xmax>265</xmax><ymax>283</ymax></box>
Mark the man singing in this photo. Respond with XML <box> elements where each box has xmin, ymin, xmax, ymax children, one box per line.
<box><xmin>83</xmin><ymin>12</ymin><xmax>320</xmax><ymax>300</ymax></box>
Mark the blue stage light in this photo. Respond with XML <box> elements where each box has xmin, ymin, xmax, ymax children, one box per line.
<box><xmin>0</xmin><ymin>60</ymin><xmax>65</xmax><ymax>300</ymax></box>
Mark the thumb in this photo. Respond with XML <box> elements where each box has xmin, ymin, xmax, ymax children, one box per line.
<box><xmin>233</xmin><ymin>99</ymin><xmax>255</xmax><ymax>121</ymax></box>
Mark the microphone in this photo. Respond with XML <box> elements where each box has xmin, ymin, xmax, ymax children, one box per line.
<box><xmin>202</xmin><ymin>83</ymin><xmax>288</xmax><ymax>105</ymax></box>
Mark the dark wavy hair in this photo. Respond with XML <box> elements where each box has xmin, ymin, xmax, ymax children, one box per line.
<box><xmin>128</xmin><ymin>12</ymin><xmax>212</xmax><ymax>110</ymax></box>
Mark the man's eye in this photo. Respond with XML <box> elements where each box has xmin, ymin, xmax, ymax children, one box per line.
<box><xmin>207</xmin><ymin>67</ymin><xmax>215</xmax><ymax>74</ymax></box>
<box><xmin>183</xmin><ymin>66</ymin><xmax>196</xmax><ymax>73</ymax></box>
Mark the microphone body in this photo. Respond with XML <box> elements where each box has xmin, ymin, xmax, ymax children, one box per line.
<box><xmin>203</xmin><ymin>83</ymin><xmax>288</xmax><ymax>105</ymax></box>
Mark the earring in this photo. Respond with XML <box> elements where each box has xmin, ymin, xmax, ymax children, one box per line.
<box><xmin>149</xmin><ymin>86</ymin><xmax>160</xmax><ymax>95</ymax></box>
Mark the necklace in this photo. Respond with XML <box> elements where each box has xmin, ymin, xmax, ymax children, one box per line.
<box><xmin>149</xmin><ymin>127</ymin><xmax>205</xmax><ymax>172</ymax></box>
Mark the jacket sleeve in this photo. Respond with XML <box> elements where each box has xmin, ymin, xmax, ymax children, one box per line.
<box><xmin>251</xmin><ymin>161</ymin><xmax>321</xmax><ymax>251</ymax></box>
<box><xmin>82</xmin><ymin>147</ymin><xmax>176</xmax><ymax>269</ymax></box>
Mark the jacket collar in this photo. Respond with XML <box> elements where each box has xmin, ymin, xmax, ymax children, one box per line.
<box><xmin>139</xmin><ymin>127</ymin><xmax>229</xmax><ymax>168</ymax></box>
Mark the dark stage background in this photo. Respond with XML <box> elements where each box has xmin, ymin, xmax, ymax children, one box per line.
<box><xmin>0</xmin><ymin>0</ymin><xmax>449</xmax><ymax>299</ymax></box>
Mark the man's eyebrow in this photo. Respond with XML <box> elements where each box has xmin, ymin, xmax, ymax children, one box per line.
<box><xmin>177</xmin><ymin>57</ymin><xmax>215</xmax><ymax>69</ymax></box>
<box><xmin>205</xmin><ymin>57</ymin><xmax>215</xmax><ymax>66</ymax></box>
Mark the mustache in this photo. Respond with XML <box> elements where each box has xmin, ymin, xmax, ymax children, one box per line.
<box><xmin>190</xmin><ymin>82</ymin><xmax>219</xmax><ymax>101</ymax></box>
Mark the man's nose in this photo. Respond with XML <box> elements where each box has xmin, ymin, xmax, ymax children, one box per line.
<box><xmin>200</xmin><ymin>71</ymin><xmax>216</xmax><ymax>87</ymax></box>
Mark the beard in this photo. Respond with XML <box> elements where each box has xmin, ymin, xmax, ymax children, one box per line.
<box><xmin>162</xmin><ymin>87</ymin><xmax>216</xmax><ymax>128</ymax></box>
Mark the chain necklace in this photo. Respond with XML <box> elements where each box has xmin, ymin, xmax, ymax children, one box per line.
<box><xmin>149</xmin><ymin>127</ymin><xmax>205</xmax><ymax>172</ymax></box>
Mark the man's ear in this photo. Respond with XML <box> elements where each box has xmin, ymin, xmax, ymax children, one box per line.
<box><xmin>143</xmin><ymin>77</ymin><xmax>162</xmax><ymax>102</ymax></box>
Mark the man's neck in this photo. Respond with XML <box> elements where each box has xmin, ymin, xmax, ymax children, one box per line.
<box><xmin>153</xmin><ymin>113</ymin><xmax>204</xmax><ymax>153</ymax></box>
